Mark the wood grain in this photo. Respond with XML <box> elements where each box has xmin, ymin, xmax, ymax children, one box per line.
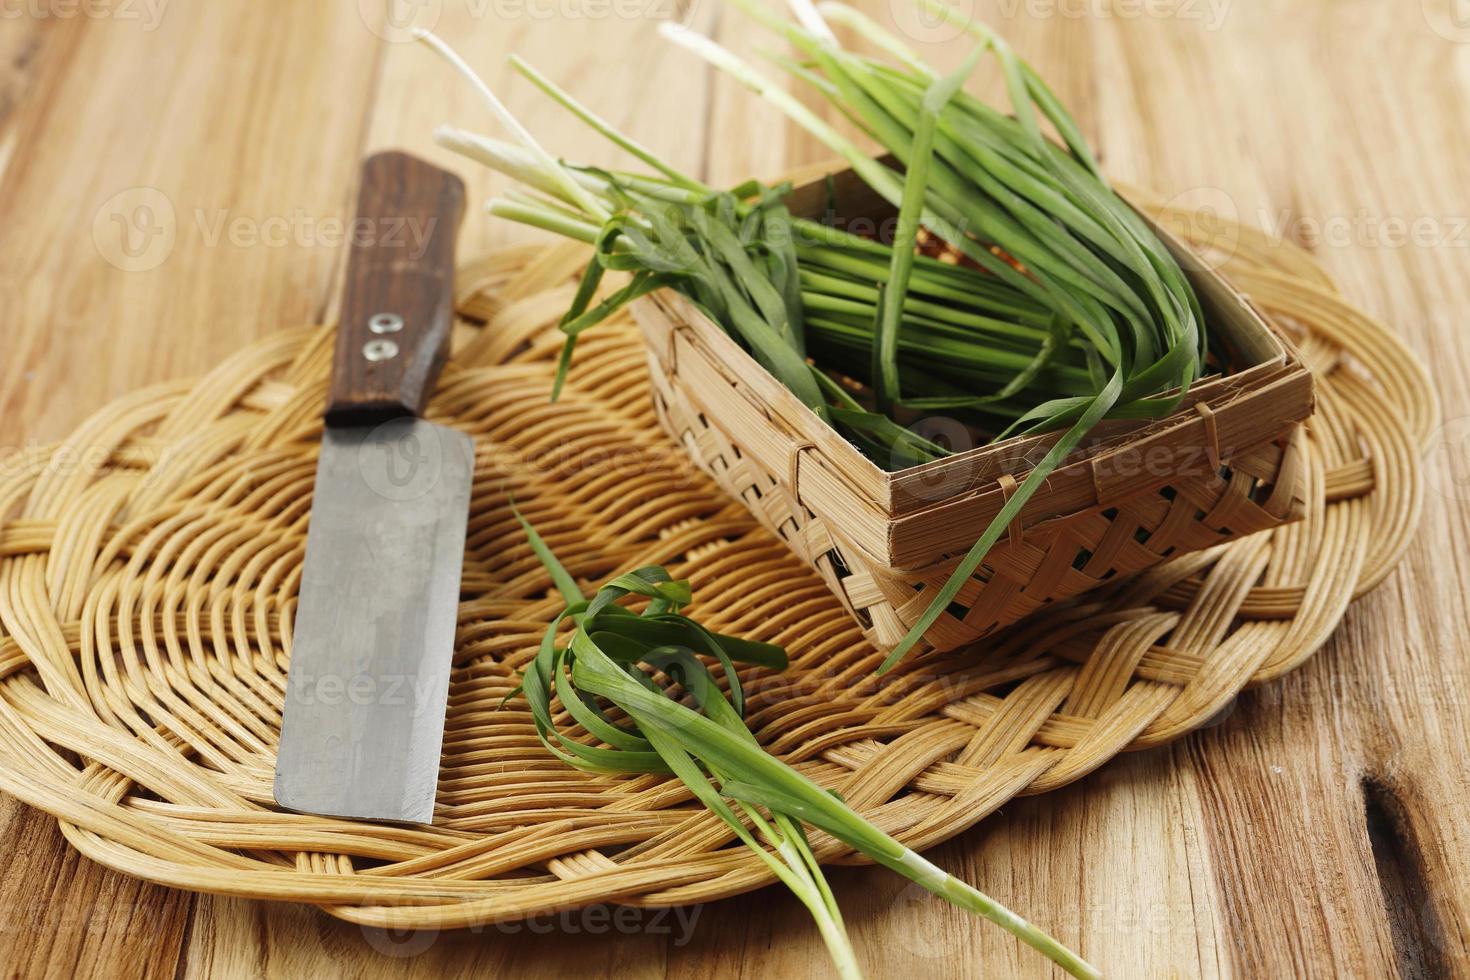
<box><xmin>1</xmin><ymin>1</ymin><xmax>1466</xmax><ymax>977</ymax></box>
<box><xmin>325</xmin><ymin>151</ymin><xmax>464</xmax><ymax>423</ymax></box>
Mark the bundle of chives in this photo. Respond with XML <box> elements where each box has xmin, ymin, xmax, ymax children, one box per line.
<box><xmin>515</xmin><ymin>511</ymin><xmax>1099</xmax><ymax>979</ymax></box>
<box><xmin>418</xmin><ymin>0</ymin><xmax>1209</xmax><ymax>668</ymax></box>
<box><xmin>662</xmin><ymin>0</ymin><xmax>1210</xmax><ymax>664</ymax></box>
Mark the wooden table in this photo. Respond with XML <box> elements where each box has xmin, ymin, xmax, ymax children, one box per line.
<box><xmin>2</xmin><ymin>1</ymin><xmax>1466</xmax><ymax>976</ymax></box>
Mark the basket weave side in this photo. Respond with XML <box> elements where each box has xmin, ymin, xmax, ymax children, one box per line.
<box><xmin>642</xmin><ymin>347</ymin><xmax>1308</xmax><ymax>649</ymax></box>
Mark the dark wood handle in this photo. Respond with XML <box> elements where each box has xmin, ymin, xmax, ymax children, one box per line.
<box><xmin>325</xmin><ymin>151</ymin><xmax>466</xmax><ymax>425</ymax></box>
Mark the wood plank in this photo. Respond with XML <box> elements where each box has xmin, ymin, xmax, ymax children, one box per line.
<box><xmin>0</xmin><ymin>806</ymin><xmax>190</xmax><ymax>979</ymax></box>
<box><xmin>0</xmin><ymin>3</ymin><xmax>385</xmax><ymax>977</ymax></box>
<box><xmin>1082</xmin><ymin>1</ymin><xmax>1470</xmax><ymax>975</ymax></box>
<box><xmin>0</xmin><ymin>1</ymin><xmax>384</xmax><ymax>447</ymax></box>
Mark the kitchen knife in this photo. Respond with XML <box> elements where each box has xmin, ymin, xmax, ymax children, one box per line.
<box><xmin>274</xmin><ymin>151</ymin><xmax>471</xmax><ymax>824</ymax></box>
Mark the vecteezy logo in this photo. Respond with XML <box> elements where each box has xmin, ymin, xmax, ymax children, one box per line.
<box><xmin>1154</xmin><ymin>185</ymin><xmax>1240</xmax><ymax>272</ymax></box>
<box><xmin>901</xmin><ymin>415</ymin><xmax>977</xmax><ymax>502</ymax></box>
<box><xmin>1423</xmin><ymin>0</ymin><xmax>1470</xmax><ymax>42</ymax></box>
<box><xmin>357</xmin><ymin>418</ymin><xmax>450</xmax><ymax>502</ymax></box>
<box><xmin>359</xmin><ymin>0</ymin><xmax>443</xmax><ymax>42</ymax></box>
<box><xmin>1426</xmin><ymin>415</ymin><xmax>1470</xmax><ymax>504</ymax></box>
<box><xmin>91</xmin><ymin>186</ymin><xmax>176</xmax><ymax>272</ymax></box>
<box><xmin>888</xmin><ymin>0</ymin><xmax>970</xmax><ymax>43</ymax></box>
<box><xmin>360</xmin><ymin>920</ymin><xmax>439</xmax><ymax>957</ymax></box>
<box><xmin>890</xmin><ymin>880</ymin><xmax>950</xmax><ymax>959</ymax></box>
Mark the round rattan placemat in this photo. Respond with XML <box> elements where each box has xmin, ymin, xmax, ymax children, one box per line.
<box><xmin>0</xmin><ymin>208</ymin><xmax>1434</xmax><ymax>929</ymax></box>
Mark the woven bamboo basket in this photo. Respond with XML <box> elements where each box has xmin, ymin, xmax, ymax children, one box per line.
<box><xmin>632</xmin><ymin>162</ymin><xmax>1315</xmax><ymax>654</ymax></box>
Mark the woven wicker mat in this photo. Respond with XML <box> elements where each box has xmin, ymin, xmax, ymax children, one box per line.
<box><xmin>0</xmin><ymin>205</ymin><xmax>1434</xmax><ymax>929</ymax></box>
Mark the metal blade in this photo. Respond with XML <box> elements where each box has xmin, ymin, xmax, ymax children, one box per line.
<box><xmin>275</xmin><ymin>417</ymin><xmax>474</xmax><ymax>824</ymax></box>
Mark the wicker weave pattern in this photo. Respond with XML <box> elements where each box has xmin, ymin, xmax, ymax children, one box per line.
<box><xmin>0</xmin><ymin>210</ymin><xmax>1432</xmax><ymax>929</ymax></box>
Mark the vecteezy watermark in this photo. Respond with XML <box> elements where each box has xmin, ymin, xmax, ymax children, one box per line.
<box><xmin>1148</xmin><ymin>187</ymin><xmax>1469</xmax><ymax>261</ymax></box>
<box><xmin>360</xmin><ymin>904</ymin><xmax>703</xmax><ymax>956</ymax></box>
<box><xmin>1426</xmin><ymin>415</ymin><xmax>1470</xmax><ymax>505</ymax></box>
<box><xmin>1247</xmin><ymin>666</ymin><xmax>1470</xmax><ymax>713</ymax></box>
<box><xmin>0</xmin><ymin>434</ymin><xmax>699</xmax><ymax>502</ymax></box>
<box><xmin>0</xmin><ymin>0</ymin><xmax>168</xmax><ymax>30</ymax></box>
<box><xmin>92</xmin><ymin>186</ymin><xmax>176</xmax><ymax>272</ymax></box>
<box><xmin>1260</xmin><ymin>208</ymin><xmax>1470</xmax><ymax>251</ymax></box>
<box><xmin>884</xmin><ymin>423</ymin><xmax>1230</xmax><ymax>505</ymax></box>
<box><xmin>472</xmin><ymin>0</ymin><xmax>692</xmax><ymax>22</ymax></box>
<box><xmin>194</xmin><ymin>209</ymin><xmax>441</xmax><ymax>258</ymax></box>
<box><xmin>888</xmin><ymin>0</ymin><xmax>1231</xmax><ymax>42</ymax></box>
<box><xmin>1422</xmin><ymin>0</ymin><xmax>1470</xmax><ymax>42</ymax></box>
<box><xmin>358</xmin><ymin>0</ymin><xmax>441</xmax><ymax>43</ymax></box>
<box><xmin>488</xmin><ymin>904</ymin><xmax>702</xmax><ymax>942</ymax></box>
<box><xmin>286</xmin><ymin>670</ymin><xmax>442</xmax><ymax>715</ymax></box>
<box><xmin>1153</xmin><ymin>185</ymin><xmax>1241</xmax><ymax>271</ymax></box>
<box><xmin>994</xmin><ymin>0</ymin><xmax>1232</xmax><ymax>29</ymax></box>
<box><xmin>357</xmin><ymin>0</ymin><xmax>690</xmax><ymax>42</ymax></box>
<box><xmin>92</xmin><ymin>186</ymin><xmax>442</xmax><ymax>271</ymax></box>
<box><xmin>354</xmin><ymin>418</ymin><xmax>470</xmax><ymax>504</ymax></box>
<box><xmin>890</xmin><ymin>880</ymin><xmax>954</xmax><ymax>960</ymax></box>
<box><xmin>893</xmin><ymin>877</ymin><xmax>1201</xmax><ymax>958</ymax></box>
<box><xmin>1</xmin><ymin>441</ymin><xmax>122</xmax><ymax>480</ymax></box>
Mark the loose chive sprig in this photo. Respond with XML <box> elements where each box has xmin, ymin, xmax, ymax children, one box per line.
<box><xmin>514</xmin><ymin>511</ymin><xmax>1100</xmax><ymax>979</ymax></box>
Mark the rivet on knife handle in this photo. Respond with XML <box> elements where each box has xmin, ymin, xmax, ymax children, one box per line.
<box><xmin>325</xmin><ymin>150</ymin><xmax>467</xmax><ymax>425</ymax></box>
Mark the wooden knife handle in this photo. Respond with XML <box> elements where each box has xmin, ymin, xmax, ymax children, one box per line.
<box><xmin>325</xmin><ymin>151</ymin><xmax>466</xmax><ymax>425</ymax></box>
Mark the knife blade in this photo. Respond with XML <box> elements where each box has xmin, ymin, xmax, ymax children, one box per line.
<box><xmin>274</xmin><ymin>151</ymin><xmax>469</xmax><ymax>824</ymax></box>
